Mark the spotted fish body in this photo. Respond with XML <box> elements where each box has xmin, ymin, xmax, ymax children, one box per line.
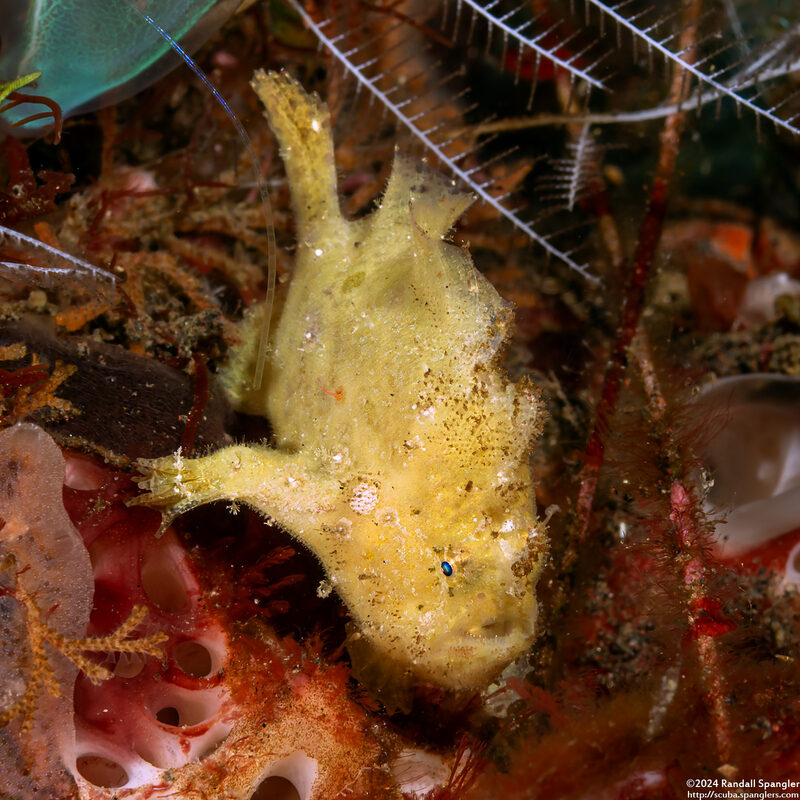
<box><xmin>139</xmin><ymin>71</ymin><xmax>547</xmax><ymax>702</ymax></box>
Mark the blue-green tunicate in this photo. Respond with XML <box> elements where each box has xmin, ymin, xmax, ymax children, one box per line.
<box><xmin>0</xmin><ymin>0</ymin><xmax>240</xmax><ymax>133</ymax></box>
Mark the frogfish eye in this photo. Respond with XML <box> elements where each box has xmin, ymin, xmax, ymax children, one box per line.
<box><xmin>441</xmin><ymin>561</ymin><xmax>453</xmax><ymax>577</ymax></box>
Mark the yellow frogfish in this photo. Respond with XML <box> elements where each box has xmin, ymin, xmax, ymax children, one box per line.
<box><xmin>138</xmin><ymin>70</ymin><xmax>548</xmax><ymax>705</ymax></box>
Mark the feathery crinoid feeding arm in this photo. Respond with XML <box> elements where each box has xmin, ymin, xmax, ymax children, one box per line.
<box><xmin>137</xmin><ymin>71</ymin><xmax>548</xmax><ymax>708</ymax></box>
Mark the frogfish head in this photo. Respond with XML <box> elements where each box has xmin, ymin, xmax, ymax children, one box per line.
<box><xmin>341</xmin><ymin>479</ymin><xmax>546</xmax><ymax>709</ymax></box>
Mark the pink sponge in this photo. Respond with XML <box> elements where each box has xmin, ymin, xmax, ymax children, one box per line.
<box><xmin>2</xmin><ymin>427</ymin><xmax>387</xmax><ymax>800</ymax></box>
<box><xmin>0</xmin><ymin>424</ymin><xmax>94</xmax><ymax>798</ymax></box>
<box><xmin>65</xmin><ymin>454</ymin><xmax>232</xmax><ymax>790</ymax></box>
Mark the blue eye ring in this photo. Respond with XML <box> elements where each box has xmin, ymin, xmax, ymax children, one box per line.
<box><xmin>441</xmin><ymin>561</ymin><xmax>453</xmax><ymax>577</ymax></box>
